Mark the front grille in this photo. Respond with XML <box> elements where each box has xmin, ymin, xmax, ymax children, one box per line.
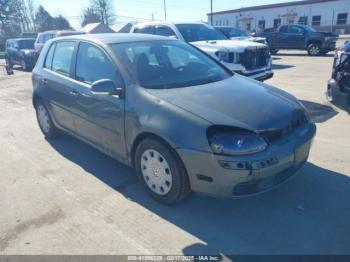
<box><xmin>260</xmin><ymin>110</ymin><xmax>308</xmax><ymax>143</ymax></box>
<box><xmin>240</xmin><ymin>47</ymin><xmax>270</xmax><ymax>70</ymax></box>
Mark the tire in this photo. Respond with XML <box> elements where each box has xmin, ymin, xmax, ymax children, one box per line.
<box><xmin>5</xmin><ymin>56</ymin><xmax>12</xmax><ymax>68</ymax></box>
<box><xmin>35</xmin><ymin>100</ymin><xmax>60</xmax><ymax>139</ymax></box>
<box><xmin>270</xmin><ymin>49</ymin><xmax>279</xmax><ymax>55</ymax></box>
<box><xmin>21</xmin><ymin>59</ymin><xmax>32</xmax><ymax>72</ymax></box>
<box><xmin>307</xmin><ymin>43</ymin><xmax>321</xmax><ymax>56</ymax></box>
<box><xmin>134</xmin><ymin>137</ymin><xmax>191</xmax><ymax>204</ymax></box>
<box><xmin>326</xmin><ymin>85</ymin><xmax>334</xmax><ymax>103</ymax></box>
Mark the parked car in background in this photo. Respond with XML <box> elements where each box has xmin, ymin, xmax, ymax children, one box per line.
<box><xmin>130</xmin><ymin>22</ymin><xmax>273</xmax><ymax>81</ymax></box>
<box><xmin>5</xmin><ymin>38</ymin><xmax>36</xmax><ymax>71</ymax></box>
<box><xmin>32</xmin><ymin>34</ymin><xmax>315</xmax><ymax>204</ymax></box>
<box><xmin>255</xmin><ymin>24</ymin><xmax>338</xmax><ymax>56</ymax></box>
<box><xmin>215</xmin><ymin>26</ymin><xmax>267</xmax><ymax>45</ymax></box>
<box><xmin>34</xmin><ymin>30</ymin><xmax>85</xmax><ymax>55</ymax></box>
<box><xmin>327</xmin><ymin>41</ymin><xmax>350</xmax><ymax>114</ymax></box>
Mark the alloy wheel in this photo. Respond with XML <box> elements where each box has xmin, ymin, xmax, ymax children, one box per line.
<box><xmin>309</xmin><ymin>45</ymin><xmax>320</xmax><ymax>56</ymax></box>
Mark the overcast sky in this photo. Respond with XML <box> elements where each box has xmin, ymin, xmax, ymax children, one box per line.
<box><xmin>35</xmin><ymin>0</ymin><xmax>297</xmax><ymax>29</ymax></box>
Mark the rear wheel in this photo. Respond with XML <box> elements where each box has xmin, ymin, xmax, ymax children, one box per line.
<box><xmin>21</xmin><ymin>59</ymin><xmax>32</xmax><ymax>72</ymax></box>
<box><xmin>35</xmin><ymin>100</ymin><xmax>60</xmax><ymax>138</ymax></box>
<box><xmin>307</xmin><ymin>43</ymin><xmax>321</xmax><ymax>56</ymax></box>
<box><xmin>135</xmin><ymin>137</ymin><xmax>191</xmax><ymax>204</ymax></box>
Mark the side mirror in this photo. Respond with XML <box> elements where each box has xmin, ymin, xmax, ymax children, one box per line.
<box><xmin>91</xmin><ymin>79</ymin><xmax>123</xmax><ymax>97</ymax></box>
<box><xmin>168</xmin><ymin>35</ymin><xmax>178</xmax><ymax>39</ymax></box>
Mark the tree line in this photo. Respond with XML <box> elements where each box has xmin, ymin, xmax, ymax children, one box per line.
<box><xmin>0</xmin><ymin>0</ymin><xmax>114</xmax><ymax>38</ymax></box>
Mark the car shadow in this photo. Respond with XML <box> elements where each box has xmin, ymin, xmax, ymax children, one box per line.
<box><xmin>272</xmin><ymin>64</ymin><xmax>295</xmax><ymax>70</ymax></box>
<box><xmin>47</xmin><ymin>133</ymin><xmax>350</xmax><ymax>255</ymax></box>
<box><xmin>299</xmin><ymin>100</ymin><xmax>338</xmax><ymax>123</ymax></box>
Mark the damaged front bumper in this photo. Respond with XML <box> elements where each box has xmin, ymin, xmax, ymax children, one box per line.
<box><xmin>177</xmin><ymin>123</ymin><xmax>316</xmax><ymax>198</ymax></box>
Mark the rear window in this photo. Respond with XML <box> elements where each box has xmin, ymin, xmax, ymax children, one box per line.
<box><xmin>18</xmin><ymin>39</ymin><xmax>35</xmax><ymax>49</ymax></box>
<box><xmin>133</xmin><ymin>26</ymin><xmax>154</xmax><ymax>34</ymax></box>
<box><xmin>51</xmin><ymin>41</ymin><xmax>75</xmax><ymax>76</ymax></box>
<box><xmin>175</xmin><ymin>24</ymin><xmax>226</xmax><ymax>42</ymax></box>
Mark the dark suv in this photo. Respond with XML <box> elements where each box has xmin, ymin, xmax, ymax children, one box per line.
<box><xmin>327</xmin><ymin>41</ymin><xmax>350</xmax><ymax>114</ymax></box>
<box><xmin>34</xmin><ymin>30</ymin><xmax>85</xmax><ymax>55</ymax></box>
<box><xmin>5</xmin><ymin>38</ymin><xmax>36</xmax><ymax>71</ymax></box>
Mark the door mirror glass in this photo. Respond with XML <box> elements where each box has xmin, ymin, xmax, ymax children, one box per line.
<box><xmin>91</xmin><ymin>79</ymin><xmax>119</xmax><ymax>95</ymax></box>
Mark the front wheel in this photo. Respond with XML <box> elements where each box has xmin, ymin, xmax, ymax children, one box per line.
<box><xmin>135</xmin><ymin>138</ymin><xmax>191</xmax><ymax>204</ymax></box>
<box><xmin>35</xmin><ymin>100</ymin><xmax>60</xmax><ymax>138</ymax></box>
<box><xmin>326</xmin><ymin>85</ymin><xmax>334</xmax><ymax>102</ymax></box>
<box><xmin>307</xmin><ymin>43</ymin><xmax>321</xmax><ymax>56</ymax></box>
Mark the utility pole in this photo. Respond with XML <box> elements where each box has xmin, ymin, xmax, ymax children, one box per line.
<box><xmin>210</xmin><ymin>0</ymin><xmax>213</xmax><ymax>25</ymax></box>
<box><xmin>164</xmin><ymin>0</ymin><xmax>167</xmax><ymax>20</ymax></box>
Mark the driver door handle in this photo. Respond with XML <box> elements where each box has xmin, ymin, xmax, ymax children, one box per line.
<box><xmin>69</xmin><ymin>90</ymin><xmax>80</xmax><ymax>96</ymax></box>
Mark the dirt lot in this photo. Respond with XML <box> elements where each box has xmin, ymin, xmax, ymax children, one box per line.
<box><xmin>1</xmin><ymin>43</ymin><xmax>350</xmax><ymax>256</ymax></box>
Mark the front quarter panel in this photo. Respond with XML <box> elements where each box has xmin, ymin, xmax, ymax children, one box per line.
<box><xmin>124</xmin><ymin>85</ymin><xmax>212</xmax><ymax>164</ymax></box>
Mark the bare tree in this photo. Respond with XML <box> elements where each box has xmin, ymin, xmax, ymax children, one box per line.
<box><xmin>81</xmin><ymin>7</ymin><xmax>102</xmax><ymax>27</ymax></box>
<box><xmin>91</xmin><ymin>0</ymin><xmax>114</xmax><ymax>25</ymax></box>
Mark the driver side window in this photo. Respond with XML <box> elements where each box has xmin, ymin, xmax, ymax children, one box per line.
<box><xmin>75</xmin><ymin>42</ymin><xmax>116</xmax><ymax>85</ymax></box>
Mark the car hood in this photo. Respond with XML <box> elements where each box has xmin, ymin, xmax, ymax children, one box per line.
<box><xmin>146</xmin><ymin>74</ymin><xmax>303</xmax><ymax>132</ymax></box>
<box><xmin>191</xmin><ymin>39</ymin><xmax>266</xmax><ymax>53</ymax></box>
<box><xmin>231</xmin><ymin>36</ymin><xmax>266</xmax><ymax>42</ymax></box>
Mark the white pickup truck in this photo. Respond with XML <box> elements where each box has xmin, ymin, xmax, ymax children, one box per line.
<box><xmin>130</xmin><ymin>22</ymin><xmax>273</xmax><ymax>81</ymax></box>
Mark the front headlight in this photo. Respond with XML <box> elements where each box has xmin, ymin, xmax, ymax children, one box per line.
<box><xmin>208</xmin><ymin>132</ymin><xmax>268</xmax><ymax>156</ymax></box>
<box><xmin>215</xmin><ymin>51</ymin><xmax>230</xmax><ymax>63</ymax></box>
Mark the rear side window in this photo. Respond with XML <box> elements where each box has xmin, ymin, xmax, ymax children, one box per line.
<box><xmin>44</xmin><ymin>43</ymin><xmax>56</xmax><ymax>69</ymax></box>
<box><xmin>133</xmin><ymin>26</ymin><xmax>154</xmax><ymax>34</ymax></box>
<box><xmin>288</xmin><ymin>25</ymin><xmax>303</xmax><ymax>34</ymax></box>
<box><xmin>279</xmin><ymin>26</ymin><xmax>288</xmax><ymax>33</ymax></box>
<box><xmin>52</xmin><ymin>41</ymin><xmax>75</xmax><ymax>76</ymax></box>
<box><xmin>75</xmin><ymin>42</ymin><xmax>116</xmax><ymax>84</ymax></box>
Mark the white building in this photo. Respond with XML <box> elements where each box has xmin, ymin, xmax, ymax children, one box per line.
<box><xmin>208</xmin><ymin>0</ymin><xmax>350</xmax><ymax>34</ymax></box>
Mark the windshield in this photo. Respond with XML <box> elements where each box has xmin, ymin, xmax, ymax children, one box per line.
<box><xmin>175</xmin><ymin>24</ymin><xmax>227</xmax><ymax>42</ymax></box>
<box><xmin>18</xmin><ymin>39</ymin><xmax>35</xmax><ymax>49</ymax></box>
<box><xmin>110</xmin><ymin>40</ymin><xmax>231</xmax><ymax>89</ymax></box>
<box><xmin>304</xmin><ymin>26</ymin><xmax>316</xmax><ymax>33</ymax></box>
<box><xmin>218</xmin><ymin>27</ymin><xmax>246</xmax><ymax>37</ymax></box>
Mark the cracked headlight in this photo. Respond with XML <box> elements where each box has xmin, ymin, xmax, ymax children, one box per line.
<box><xmin>208</xmin><ymin>132</ymin><xmax>268</xmax><ymax>156</ymax></box>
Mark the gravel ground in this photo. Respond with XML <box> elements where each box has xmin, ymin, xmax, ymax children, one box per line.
<box><xmin>0</xmin><ymin>44</ymin><xmax>350</xmax><ymax>256</ymax></box>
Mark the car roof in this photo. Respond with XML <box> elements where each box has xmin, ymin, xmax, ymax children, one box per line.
<box><xmin>134</xmin><ymin>21</ymin><xmax>206</xmax><ymax>27</ymax></box>
<box><xmin>39</xmin><ymin>30</ymin><xmax>79</xmax><ymax>34</ymax></box>
<box><xmin>56</xmin><ymin>33</ymin><xmax>174</xmax><ymax>44</ymax></box>
<box><xmin>7</xmin><ymin>38</ymin><xmax>36</xmax><ymax>41</ymax></box>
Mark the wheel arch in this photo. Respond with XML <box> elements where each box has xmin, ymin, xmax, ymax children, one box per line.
<box><xmin>307</xmin><ymin>39</ymin><xmax>322</xmax><ymax>47</ymax></box>
<box><xmin>130</xmin><ymin>131</ymin><xmax>182</xmax><ymax>169</ymax></box>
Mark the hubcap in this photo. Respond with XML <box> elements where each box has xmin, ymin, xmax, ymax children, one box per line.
<box><xmin>21</xmin><ymin>60</ymin><xmax>26</xmax><ymax>70</ymax></box>
<box><xmin>37</xmin><ymin>105</ymin><xmax>50</xmax><ymax>133</ymax></box>
<box><xmin>140</xmin><ymin>149</ymin><xmax>173</xmax><ymax>195</ymax></box>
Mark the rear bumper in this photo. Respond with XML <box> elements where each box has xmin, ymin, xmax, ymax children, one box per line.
<box><xmin>177</xmin><ymin>123</ymin><xmax>316</xmax><ymax>198</ymax></box>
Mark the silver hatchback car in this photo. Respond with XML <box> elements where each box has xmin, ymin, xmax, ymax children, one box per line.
<box><xmin>32</xmin><ymin>34</ymin><xmax>316</xmax><ymax>204</ymax></box>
